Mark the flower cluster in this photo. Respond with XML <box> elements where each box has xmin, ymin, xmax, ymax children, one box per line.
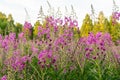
<box><xmin>23</xmin><ymin>22</ymin><xmax>32</xmax><ymax>36</ymax></box>
<box><xmin>0</xmin><ymin>16</ymin><xmax>120</xmax><ymax>79</ymax></box>
<box><xmin>1</xmin><ymin>75</ymin><xmax>7</xmax><ymax>80</ymax></box>
<box><xmin>112</xmin><ymin>12</ymin><xmax>120</xmax><ymax>25</ymax></box>
<box><xmin>38</xmin><ymin>49</ymin><xmax>57</xmax><ymax>68</ymax></box>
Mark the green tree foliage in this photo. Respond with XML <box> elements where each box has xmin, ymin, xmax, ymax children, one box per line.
<box><xmin>109</xmin><ymin>15</ymin><xmax>120</xmax><ymax>41</ymax></box>
<box><xmin>7</xmin><ymin>14</ymin><xmax>15</xmax><ymax>34</ymax></box>
<box><xmin>33</xmin><ymin>20</ymin><xmax>41</xmax><ymax>36</ymax></box>
<box><xmin>92</xmin><ymin>11</ymin><xmax>106</xmax><ymax>34</ymax></box>
<box><xmin>0</xmin><ymin>11</ymin><xmax>120</xmax><ymax>41</ymax></box>
<box><xmin>15</xmin><ymin>22</ymin><xmax>22</xmax><ymax>37</ymax></box>
<box><xmin>0</xmin><ymin>12</ymin><xmax>16</xmax><ymax>35</ymax></box>
<box><xmin>80</xmin><ymin>14</ymin><xmax>93</xmax><ymax>37</ymax></box>
<box><xmin>0</xmin><ymin>12</ymin><xmax>8</xmax><ymax>35</ymax></box>
<box><xmin>104</xmin><ymin>18</ymin><xmax>111</xmax><ymax>33</ymax></box>
<box><xmin>80</xmin><ymin>11</ymin><xmax>120</xmax><ymax>41</ymax></box>
<box><xmin>98</xmin><ymin>11</ymin><xmax>105</xmax><ymax>32</ymax></box>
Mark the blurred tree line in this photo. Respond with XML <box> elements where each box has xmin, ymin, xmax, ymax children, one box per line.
<box><xmin>0</xmin><ymin>12</ymin><xmax>22</xmax><ymax>36</ymax></box>
<box><xmin>1</xmin><ymin>11</ymin><xmax>120</xmax><ymax>41</ymax></box>
<box><xmin>80</xmin><ymin>11</ymin><xmax>120</xmax><ymax>41</ymax></box>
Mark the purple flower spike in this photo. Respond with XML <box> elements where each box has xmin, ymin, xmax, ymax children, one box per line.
<box><xmin>1</xmin><ymin>75</ymin><xmax>7</xmax><ymax>80</ymax></box>
<box><xmin>86</xmin><ymin>53</ymin><xmax>90</xmax><ymax>59</ymax></box>
<box><xmin>24</xmin><ymin>22</ymin><xmax>32</xmax><ymax>29</ymax></box>
<box><xmin>73</xmin><ymin>20</ymin><xmax>78</xmax><ymax>27</ymax></box>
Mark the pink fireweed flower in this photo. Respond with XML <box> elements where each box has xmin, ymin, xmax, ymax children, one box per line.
<box><xmin>114</xmin><ymin>53</ymin><xmax>120</xmax><ymax>63</ymax></box>
<box><xmin>13</xmin><ymin>43</ymin><xmax>18</xmax><ymax>50</ymax></box>
<box><xmin>103</xmin><ymin>33</ymin><xmax>111</xmax><ymax>40</ymax></box>
<box><xmin>1</xmin><ymin>75</ymin><xmax>7</xmax><ymax>80</ymax></box>
<box><xmin>112</xmin><ymin>12</ymin><xmax>120</xmax><ymax>20</ymax></box>
<box><xmin>38</xmin><ymin>26</ymin><xmax>42</xmax><ymax>31</ymax></box>
<box><xmin>22</xmin><ymin>38</ymin><xmax>27</xmax><ymax>43</ymax></box>
<box><xmin>13</xmin><ymin>61</ymin><xmax>24</xmax><ymax>71</ymax></box>
<box><xmin>9</xmin><ymin>55</ymin><xmax>29</xmax><ymax>71</ymax></box>
<box><xmin>0</xmin><ymin>34</ymin><xmax>2</xmax><ymax>40</ymax></box>
<box><xmin>4</xmin><ymin>35</ymin><xmax>9</xmax><ymax>40</ymax></box>
<box><xmin>116</xmin><ymin>40</ymin><xmax>120</xmax><ymax>45</ymax></box>
<box><xmin>89</xmin><ymin>48</ymin><xmax>93</xmax><ymax>52</ymax></box>
<box><xmin>64</xmin><ymin>17</ymin><xmax>70</xmax><ymax>24</ymax></box>
<box><xmin>63</xmin><ymin>29</ymin><xmax>73</xmax><ymax>37</ymax></box>
<box><xmin>38</xmin><ymin>32</ymin><xmax>41</xmax><ymax>37</ymax></box>
<box><xmin>18</xmin><ymin>32</ymin><xmax>24</xmax><ymax>38</ymax></box>
<box><xmin>13</xmin><ymin>50</ymin><xmax>20</xmax><ymax>55</ymax></box>
<box><xmin>46</xmin><ymin>33</ymin><xmax>50</xmax><ymax>39</ymax></box>
<box><xmin>86</xmin><ymin>52</ymin><xmax>90</xmax><ymax>59</ymax></box>
<box><xmin>112</xmin><ymin>12</ymin><xmax>120</xmax><ymax>25</ymax></box>
<box><xmin>96</xmin><ymin>32</ymin><xmax>102</xmax><ymax>39</ymax></box>
<box><xmin>44</xmin><ymin>28</ymin><xmax>50</xmax><ymax>34</ymax></box>
<box><xmin>73</xmin><ymin>20</ymin><xmax>78</xmax><ymax>27</ymax></box>
<box><xmin>93</xmin><ymin>56</ymin><xmax>97</xmax><ymax>60</ymax></box>
<box><xmin>31</xmin><ymin>46</ymin><xmax>39</xmax><ymax>54</ymax></box>
<box><xmin>85</xmin><ymin>48</ymin><xmax>89</xmax><ymax>51</ymax></box>
<box><xmin>64</xmin><ymin>17</ymin><xmax>69</xmax><ymax>22</ymax></box>
<box><xmin>38</xmin><ymin>49</ymin><xmax>55</xmax><ymax>67</ymax></box>
<box><xmin>54</xmin><ymin>26</ymin><xmax>58</xmax><ymax>32</ymax></box>
<box><xmin>54</xmin><ymin>36</ymin><xmax>65</xmax><ymax>46</ymax></box>
<box><xmin>2</xmin><ymin>40</ymin><xmax>8</xmax><ymax>48</ymax></box>
<box><xmin>38</xmin><ymin>50</ymin><xmax>53</xmax><ymax>59</ymax></box>
<box><xmin>9</xmin><ymin>33</ymin><xmax>16</xmax><ymax>41</ymax></box>
<box><xmin>69</xmin><ymin>20</ymin><xmax>74</xmax><ymax>27</ymax></box>
<box><xmin>97</xmin><ymin>39</ymin><xmax>105</xmax><ymax>46</ymax></box>
<box><xmin>23</xmin><ymin>22</ymin><xmax>32</xmax><ymax>36</ymax></box>
<box><xmin>24</xmin><ymin>21</ymin><xmax>32</xmax><ymax>29</ymax></box>
<box><xmin>46</xmin><ymin>16</ymin><xmax>54</xmax><ymax>22</ymax></box>
<box><xmin>86</xmin><ymin>32</ymin><xmax>96</xmax><ymax>45</ymax></box>
<box><xmin>56</xmin><ymin>18</ymin><xmax>63</xmax><ymax>25</ymax></box>
<box><xmin>21</xmin><ymin>56</ymin><xmax>29</xmax><ymax>63</ymax></box>
<box><xmin>52</xmin><ymin>21</ymin><xmax>57</xmax><ymax>27</ymax></box>
<box><xmin>47</xmin><ymin>50</ymin><xmax>52</xmax><ymax>58</ymax></box>
<box><xmin>52</xmin><ymin>58</ymin><xmax>56</xmax><ymax>64</ymax></box>
<box><xmin>51</xmin><ymin>55</ymin><xmax>58</xmax><ymax>64</ymax></box>
<box><xmin>2</xmin><ymin>39</ymin><xmax>9</xmax><ymax>51</ymax></box>
<box><xmin>0</xmin><ymin>34</ymin><xmax>2</xmax><ymax>44</ymax></box>
<box><xmin>38</xmin><ymin>50</ymin><xmax>47</xmax><ymax>59</ymax></box>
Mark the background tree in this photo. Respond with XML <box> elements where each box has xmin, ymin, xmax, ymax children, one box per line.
<box><xmin>109</xmin><ymin>15</ymin><xmax>120</xmax><ymax>41</ymax></box>
<box><xmin>92</xmin><ymin>12</ymin><xmax>110</xmax><ymax>34</ymax></box>
<box><xmin>80</xmin><ymin>14</ymin><xmax>93</xmax><ymax>37</ymax></box>
<box><xmin>0</xmin><ymin>12</ymin><xmax>8</xmax><ymax>35</ymax></box>
<box><xmin>7</xmin><ymin>14</ymin><xmax>15</xmax><ymax>34</ymax></box>
<box><xmin>33</xmin><ymin>20</ymin><xmax>41</xmax><ymax>36</ymax></box>
<box><xmin>97</xmin><ymin>11</ymin><xmax>105</xmax><ymax>32</ymax></box>
<box><xmin>15</xmin><ymin>22</ymin><xmax>23</xmax><ymax>36</ymax></box>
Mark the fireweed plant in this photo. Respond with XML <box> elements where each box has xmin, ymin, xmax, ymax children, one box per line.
<box><xmin>0</xmin><ymin>16</ymin><xmax>120</xmax><ymax>80</ymax></box>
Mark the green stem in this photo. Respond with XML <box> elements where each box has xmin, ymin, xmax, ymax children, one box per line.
<box><xmin>30</xmin><ymin>63</ymin><xmax>41</xmax><ymax>79</ymax></box>
<box><xmin>94</xmin><ymin>61</ymin><xmax>102</xmax><ymax>80</ymax></box>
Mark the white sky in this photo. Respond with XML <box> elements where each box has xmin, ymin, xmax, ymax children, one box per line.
<box><xmin>0</xmin><ymin>0</ymin><xmax>120</xmax><ymax>27</ymax></box>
